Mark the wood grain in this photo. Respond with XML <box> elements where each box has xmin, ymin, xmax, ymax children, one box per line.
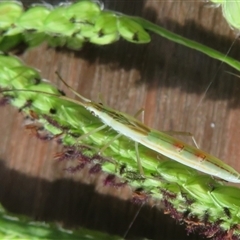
<box><xmin>1</xmin><ymin>0</ymin><xmax>240</xmax><ymax>239</ymax></box>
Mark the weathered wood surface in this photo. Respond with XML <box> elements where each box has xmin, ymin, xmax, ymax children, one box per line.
<box><xmin>1</xmin><ymin>0</ymin><xmax>240</xmax><ymax>239</ymax></box>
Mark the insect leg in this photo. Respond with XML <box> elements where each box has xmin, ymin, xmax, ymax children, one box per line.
<box><xmin>97</xmin><ymin>93</ymin><xmax>107</xmax><ymax>106</ymax></box>
<box><xmin>97</xmin><ymin>107</ymin><xmax>145</xmax><ymax>176</ymax></box>
<box><xmin>75</xmin><ymin>124</ymin><xmax>108</xmax><ymax>143</ymax></box>
<box><xmin>99</xmin><ymin>108</ymin><xmax>144</xmax><ymax>155</ymax></box>
<box><xmin>134</xmin><ymin>107</ymin><xmax>144</xmax><ymax>118</ymax></box>
<box><xmin>133</xmin><ymin>108</ymin><xmax>146</xmax><ymax>176</ymax></box>
<box><xmin>135</xmin><ymin>142</ymin><xmax>144</xmax><ymax>176</ymax></box>
<box><xmin>99</xmin><ymin>133</ymin><xmax>122</xmax><ymax>154</ymax></box>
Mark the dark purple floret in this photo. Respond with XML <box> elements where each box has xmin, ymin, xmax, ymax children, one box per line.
<box><xmin>104</xmin><ymin>174</ymin><xmax>116</xmax><ymax>186</ymax></box>
<box><xmin>131</xmin><ymin>190</ymin><xmax>148</xmax><ymax>205</ymax></box>
<box><xmin>0</xmin><ymin>95</ymin><xmax>13</xmax><ymax>106</ymax></box>
<box><xmin>103</xmin><ymin>174</ymin><xmax>127</xmax><ymax>188</ymax></box>
<box><xmin>64</xmin><ymin>163</ymin><xmax>86</xmax><ymax>173</ymax></box>
<box><xmin>161</xmin><ymin>189</ymin><xmax>177</xmax><ymax>200</ymax></box>
<box><xmin>89</xmin><ymin>164</ymin><xmax>101</xmax><ymax>174</ymax></box>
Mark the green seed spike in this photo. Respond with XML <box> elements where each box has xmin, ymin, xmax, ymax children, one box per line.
<box><xmin>1</xmin><ymin>1</ymin><xmax>240</xmax><ymax>73</ymax></box>
<box><xmin>117</xmin><ymin>16</ymin><xmax>151</xmax><ymax>44</ymax></box>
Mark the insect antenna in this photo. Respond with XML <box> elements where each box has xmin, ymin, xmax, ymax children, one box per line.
<box><xmin>0</xmin><ymin>87</ymin><xmax>88</xmax><ymax>109</ymax></box>
<box><xmin>55</xmin><ymin>71</ymin><xmax>91</xmax><ymax>103</ymax></box>
<box><xmin>193</xmin><ymin>34</ymin><xmax>240</xmax><ymax>114</ymax></box>
<box><xmin>0</xmin><ymin>88</ymin><xmax>66</xmax><ymax>101</ymax></box>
